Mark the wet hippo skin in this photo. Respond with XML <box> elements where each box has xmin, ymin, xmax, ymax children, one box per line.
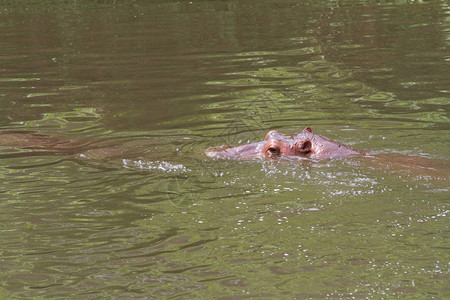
<box><xmin>0</xmin><ymin>131</ymin><xmax>124</xmax><ymax>161</ymax></box>
<box><xmin>205</xmin><ymin>127</ymin><xmax>450</xmax><ymax>179</ymax></box>
<box><xmin>0</xmin><ymin>131</ymin><xmax>89</xmax><ymax>154</ymax></box>
<box><xmin>205</xmin><ymin>127</ymin><xmax>363</xmax><ymax>159</ymax></box>
<box><xmin>0</xmin><ymin>131</ymin><xmax>171</xmax><ymax>163</ymax></box>
<box><xmin>1</xmin><ymin>127</ymin><xmax>361</xmax><ymax>160</ymax></box>
<box><xmin>1</xmin><ymin>129</ymin><xmax>447</xmax><ymax>179</ymax></box>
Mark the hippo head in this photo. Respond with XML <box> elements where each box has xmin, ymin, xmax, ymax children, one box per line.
<box><xmin>205</xmin><ymin>127</ymin><xmax>361</xmax><ymax>159</ymax></box>
<box><xmin>262</xmin><ymin>127</ymin><xmax>313</xmax><ymax>158</ymax></box>
<box><xmin>206</xmin><ymin>127</ymin><xmax>325</xmax><ymax>159</ymax></box>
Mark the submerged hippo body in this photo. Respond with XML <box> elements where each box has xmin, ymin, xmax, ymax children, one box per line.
<box><xmin>0</xmin><ymin>131</ymin><xmax>89</xmax><ymax>154</ymax></box>
<box><xmin>1</xmin><ymin>129</ymin><xmax>447</xmax><ymax>179</ymax></box>
<box><xmin>0</xmin><ymin>131</ymin><xmax>137</xmax><ymax>161</ymax></box>
<box><xmin>206</xmin><ymin>127</ymin><xmax>363</xmax><ymax>159</ymax></box>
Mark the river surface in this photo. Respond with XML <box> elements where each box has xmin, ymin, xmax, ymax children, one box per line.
<box><xmin>0</xmin><ymin>0</ymin><xmax>449</xmax><ymax>298</ymax></box>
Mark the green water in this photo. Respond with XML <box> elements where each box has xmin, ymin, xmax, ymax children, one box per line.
<box><xmin>0</xmin><ymin>0</ymin><xmax>448</xmax><ymax>298</ymax></box>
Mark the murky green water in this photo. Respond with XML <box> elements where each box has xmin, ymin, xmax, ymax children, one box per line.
<box><xmin>0</xmin><ymin>0</ymin><xmax>448</xmax><ymax>298</ymax></box>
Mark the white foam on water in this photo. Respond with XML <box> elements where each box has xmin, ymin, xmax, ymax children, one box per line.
<box><xmin>122</xmin><ymin>159</ymin><xmax>189</xmax><ymax>173</ymax></box>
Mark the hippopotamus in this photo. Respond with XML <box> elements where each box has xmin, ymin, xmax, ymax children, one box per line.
<box><xmin>0</xmin><ymin>131</ymin><xmax>157</xmax><ymax>163</ymax></box>
<box><xmin>206</xmin><ymin>127</ymin><xmax>363</xmax><ymax>159</ymax></box>
<box><xmin>1</xmin><ymin>129</ymin><xmax>447</xmax><ymax>179</ymax></box>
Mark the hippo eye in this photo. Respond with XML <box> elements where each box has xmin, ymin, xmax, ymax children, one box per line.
<box><xmin>265</xmin><ymin>146</ymin><xmax>280</xmax><ymax>156</ymax></box>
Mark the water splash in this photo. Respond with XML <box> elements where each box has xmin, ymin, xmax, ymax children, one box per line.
<box><xmin>122</xmin><ymin>159</ymin><xmax>189</xmax><ymax>173</ymax></box>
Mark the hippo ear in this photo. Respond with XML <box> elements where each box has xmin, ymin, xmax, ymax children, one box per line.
<box><xmin>297</xmin><ymin>139</ymin><xmax>312</xmax><ymax>153</ymax></box>
<box><xmin>265</xmin><ymin>130</ymin><xmax>280</xmax><ymax>141</ymax></box>
<box><xmin>303</xmin><ymin>127</ymin><xmax>312</xmax><ymax>133</ymax></box>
